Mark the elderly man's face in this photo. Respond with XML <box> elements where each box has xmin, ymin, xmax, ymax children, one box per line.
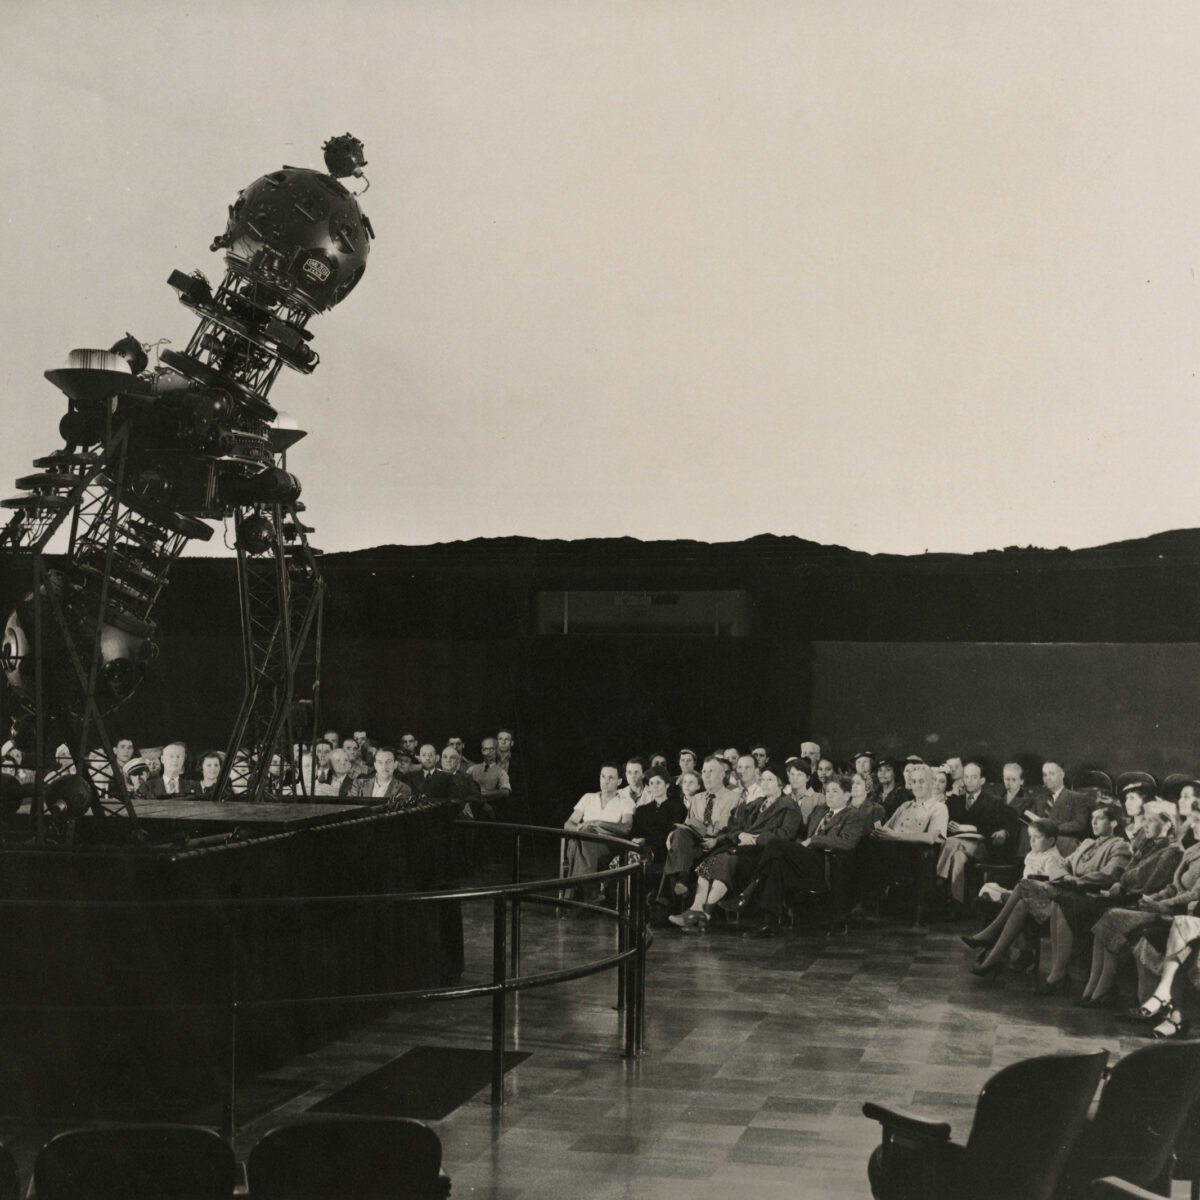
<box><xmin>162</xmin><ymin>745</ymin><xmax>185</xmax><ymax>776</ymax></box>
<box><xmin>441</xmin><ymin>747</ymin><xmax>460</xmax><ymax>773</ymax></box>
<box><xmin>480</xmin><ymin>738</ymin><xmax>498</xmax><ymax>763</ymax></box>
<box><xmin>1043</xmin><ymin>762</ymin><xmax>1065</xmax><ymax>792</ymax></box>
<box><xmin>910</xmin><ymin>765</ymin><xmax>932</xmax><ymax>800</ymax></box>
<box><xmin>418</xmin><ymin>744</ymin><xmax>438</xmax><ymax>770</ymax></box>
<box><xmin>1003</xmin><ymin>764</ymin><xmax>1023</xmax><ymax>793</ymax></box>
<box><xmin>329</xmin><ymin>749</ymin><xmax>349</xmax><ymax>774</ymax></box>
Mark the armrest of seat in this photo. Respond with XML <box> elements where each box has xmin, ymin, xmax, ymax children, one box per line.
<box><xmin>1087</xmin><ymin>1178</ymin><xmax>1165</xmax><ymax>1200</ymax></box>
<box><xmin>862</xmin><ymin>1101</ymin><xmax>952</xmax><ymax>1143</ymax></box>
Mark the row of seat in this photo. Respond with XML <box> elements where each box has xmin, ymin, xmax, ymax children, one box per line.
<box><xmin>0</xmin><ymin>1116</ymin><xmax>450</xmax><ymax>1200</ymax></box>
<box><xmin>864</xmin><ymin>1040</ymin><xmax>1200</xmax><ymax>1200</ymax></box>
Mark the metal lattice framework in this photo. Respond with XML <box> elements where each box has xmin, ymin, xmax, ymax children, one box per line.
<box><xmin>0</xmin><ymin>135</ymin><xmax>373</xmax><ymax>838</ymax></box>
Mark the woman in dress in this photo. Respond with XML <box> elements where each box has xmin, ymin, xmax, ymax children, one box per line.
<box><xmin>197</xmin><ymin>752</ymin><xmax>223</xmax><ymax>799</ymax></box>
<box><xmin>630</xmin><ymin>767</ymin><xmax>686</xmax><ymax>865</ymax></box>
<box><xmin>1080</xmin><ymin>801</ymin><xmax>1200</xmax><ymax>1008</ymax></box>
<box><xmin>966</xmin><ymin>804</ymin><xmax>1131</xmax><ymax>988</ymax></box>
<box><xmin>670</xmin><ymin>764</ymin><xmax>801</xmax><ymax>932</ymax></box>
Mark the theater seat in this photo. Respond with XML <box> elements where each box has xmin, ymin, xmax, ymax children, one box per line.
<box><xmin>33</xmin><ymin>1124</ymin><xmax>236</xmax><ymax>1200</ymax></box>
<box><xmin>246</xmin><ymin>1116</ymin><xmax>450</xmax><ymax>1200</ymax></box>
<box><xmin>0</xmin><ymin>1144</ymin><xmax>15</xmax><ymax>1200</ymax></box>
<box><xmin>863</xmin><ymin>1049</ymin><xmax>1107</xmax><ymax>1200</ymax></box>
<box><xmin>1059</xmin><ymin>1042</ymin><xmax>1200</xmax><ymax>1199</ymax></box>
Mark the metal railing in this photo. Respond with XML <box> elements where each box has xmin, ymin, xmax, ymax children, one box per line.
<box><xmin>0</xmin><ymin>818</ymin><xmax>650</xmax><ymax>1131</ymax></box>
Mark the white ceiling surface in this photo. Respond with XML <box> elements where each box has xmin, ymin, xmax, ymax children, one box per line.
<box><xmin>2</xmin><ymin>1</ymin><xmax>1200</xmax><ymax>556</ymax></box>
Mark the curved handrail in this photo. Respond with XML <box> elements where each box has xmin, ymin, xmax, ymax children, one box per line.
<box><xmin>0</xmin><ymin>817</ymin><xmax>651</xmax><ymax>1123</ymax></box>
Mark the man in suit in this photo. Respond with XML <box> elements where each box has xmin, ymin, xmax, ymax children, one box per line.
<box><xmin>439</xmin><ymin>745</ymin><xmax>481</xmax><ymax>813</ymax></box>
<box><xmin>740</xmin><ymin>771</ymin><xmax>870</xmax><ymax>938</ymax></box>
<box><xmin>660</xmin><ymin>754</ymin><xmax>743</xmax><ymax>908</ymax></box>
<box><xmin>407</xmin><ymin>744</ymin><xmax>451</xmax><ymax>798</ymax></box>
<box><xmin>936</xmin><ymin>761</ymin><xmax>1011</xmax><ymax>912</ymax></box>
<box><xmin>1019</xmin><ymin>760</ymin><xmax>1091</xmax><ymax>855</ymax></box>
<box><xmin>160</xmin><ymin>742</ymin><xmax>200</xmax><ymax>798</ymax></box>
<box><xmin>346</xmin><ymin>746</ymin><xmax>413</xmax><ymax>804</ymax></box>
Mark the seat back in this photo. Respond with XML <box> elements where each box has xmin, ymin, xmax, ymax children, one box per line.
<box><xmin>1067</xmin><ymin>1043</ymin><xmax>1200</xmax><ymax>1193</ymax></box>
<box><xmin>962</xmin><ymin>1050</ymin><xmax>1108</xmax><ymax>1200</ymax></box>
<box><xmin>33</xmin><ymin>1124</ymin><xmax>235</xmax><ymax>1200</ymax></box>
<box><xmin>247</xmin><ymin>1117</ymin><xmax>445</xmax><ymax>1200</ymax></box>
<box><xmin>0</xmin><ymin>1144</ymin><xmax>17</xmax><ymax>1200</ymax></box>
<box><xmin>1073</xmin><ymin>769</ymin><xmax>1115</xmax><ymax>794</ymax></box>
<box><xmin>1171</xmin><ymin>1089</ymin><xmax>1200</xmax><ymax>1186</ymax></box>
<box><xmin>1115</xmin><ymin>771</ymin><xmax>1159</xmax><ymax>796</ymax></box>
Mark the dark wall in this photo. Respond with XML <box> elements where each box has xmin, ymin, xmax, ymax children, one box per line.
<box><xmin>810</xmin><ymin>641</ymin><xmax>1200</xmax><ymax>782</ymax></box>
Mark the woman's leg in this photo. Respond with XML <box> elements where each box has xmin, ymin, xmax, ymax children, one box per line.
<box><xmin>705</xmin><ymin>880</ymin><xmax>728</xmax><ymax>910</ymax></box>
<box><xmin>1045</xmin><ymin>906</ymin><xmax>1074</xmax><ymax>985</ymax></box>
<box><xmin>688</xmin><ymin>877</ymin><xmax>712</xmax><ymax>911</ymax></box>
<box><xmin>978</xmin><ymin>900</ymin><xmax>1031</xmax><ymax>968</ymax></box>
<box><xmin>1082</xmin><ymin>939</ymin><xmax>1106</xmax><ymax>999</ymax></box>
<box><xmin>975</xmin><ymin>887</ymin><xmax>1024</xmax><ymax>944</ymax></box>
<box><xmin>1087</xmin><ymin>945</ymin><xmax>1120</xmax><ymax>1000</ymax></box>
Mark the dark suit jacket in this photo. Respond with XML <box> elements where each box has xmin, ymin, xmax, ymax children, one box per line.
<box><xmin>405</xmin><ymin>768</ymin><xmax>452</xmax><ymax>798</ymax></box>
<box><xmin>946</xmin><ymin>791</ymin><xmax>1007</xmax><ymax>838</ymax></box>
<box><xmin>717</xmin><ymin>794</ymin><xmax>803</xmax><ymax>849</ymax></box>
<box><xmin>162</xmin><ymin>777</ymin><xmax>201</xmax><ymax>798</ymax></box>
<box><xmin>805</xmin><ymin>803</ymin><xmax>870</xmax><ymax>853</ymax></box>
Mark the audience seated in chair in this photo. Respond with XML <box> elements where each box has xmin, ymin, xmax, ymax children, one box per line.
<box><xmin>563</xmin><ymin>763</ymin><xmax>635</xmax><ymax>902</ymax></box>
<box><xmin>669</xmin><ymin>763</ymin><xmax>800</xmax><ymax>934</ymax></box>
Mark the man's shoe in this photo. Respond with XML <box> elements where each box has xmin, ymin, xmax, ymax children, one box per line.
<box><xmin>742</xmin><ymin>922</ymin><xmax>778</xmax><ymax>939</ymax></box>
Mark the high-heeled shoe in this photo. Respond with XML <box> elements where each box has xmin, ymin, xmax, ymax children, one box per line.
<box><xmin>960</xmin><ymin>932</ymin><xmax>993</xmax><ymax>950</ymax></box>
<box><xmin>1152</xmin><ymin>1008</ymin><xmax>1190</xmax><ymax>1039</ymax></box>
<box><xmin>1034</xmin><ymin>976</ymin><xmax>1069</xmax><ymax>997</ymax></box>
<box><xmin>1117</xmin><ymin>995</ymin><xmax>1172</xmax><ymax>1024</ymax></box>
<box><xmin>970</xmin><ymin>961</ymin><xmax>1005</xmax><ymax>986</ymax></box>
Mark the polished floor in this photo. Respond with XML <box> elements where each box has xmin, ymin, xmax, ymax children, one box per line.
<box><xmin>3</xmin><ymin>892</ymin><xmax>1195</xmax><ymax>1198</ymax></box>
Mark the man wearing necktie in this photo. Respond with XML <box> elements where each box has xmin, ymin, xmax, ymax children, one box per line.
<box><xmin>660</xmin><ymin>755</ymin><xmax>741</xmax><ymax>911</ymax></box>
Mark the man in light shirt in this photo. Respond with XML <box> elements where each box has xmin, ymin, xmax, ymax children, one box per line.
<box><xmin>564</xmin><ymin>763</ymin><xmax>636</xmax><ymax>901</ymax></box>
<box><xmin>860</xmin><ymin>763</ymin><xmax>948</xmax><ymax>914</ymax></box>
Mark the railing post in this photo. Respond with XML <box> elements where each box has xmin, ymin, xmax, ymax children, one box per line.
<box><xmin>221</xmin><ymin>955</ymin><xmax>238</xmax><ymax>1139</ymax></box>
<box><xmin>620</xmin><ymin>860</ymin><xmax>637</xmax><ymax>1058</ymax></box>
<box><xmin>491</xmin><ymin>894</ymin><xmax>508</xmax><ymax>1106</ymax></box>
<box><xmin>616</xmin><ymin>860</ymin><xmax>628</xmax><ymax>1015</ymax></box>
<box><xmin>631</xmin><ymin>855</ymin><xmax>646</xmax><ymax>1057</ymax></box>
<box><xmin>510</xmin><ymin>832</ymin><xmax>522</xmax><ymax>976</ymax></box>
